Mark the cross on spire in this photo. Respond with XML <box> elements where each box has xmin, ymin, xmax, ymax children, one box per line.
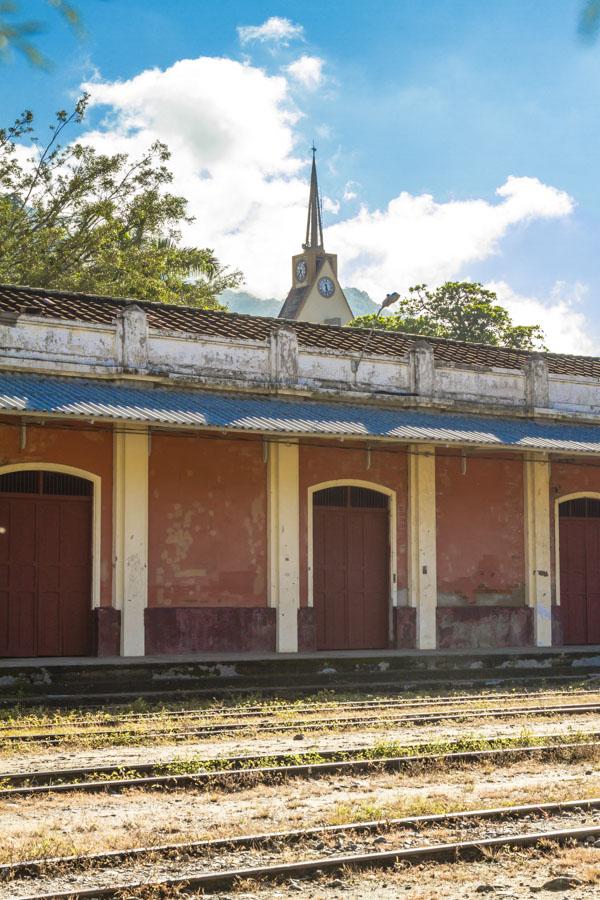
<box><xmin>303</xmin><ymin>144</ymin><xmax>324</xmax><ymax>250</ymax></box>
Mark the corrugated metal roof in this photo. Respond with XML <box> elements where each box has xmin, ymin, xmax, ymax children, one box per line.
<box><xmin>1</xmin><ymin>372</ymin><xmax>600</xmax><ymax>454</ymax></box>
<box><xmin>3</xmin><ymin>283</ymin><xmax>600</xmax><ymax>378</ymax></box>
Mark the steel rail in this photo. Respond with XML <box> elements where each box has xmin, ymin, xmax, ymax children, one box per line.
<box><xmin>6</xmin><ymin>729</ymin><xmax>600</xmax><ymax>786</ymax></box>
<box><xmin>13</xmin><ymin>823</ymin><xmax>600</xmax><ymax>899</ymax></box>
<box><xmin>3</xmin><ymin>685</ymin><xmax>598</xmax><ymax>732</ymax></box>
<box><xmin>1</xmin><ymin>670</ymin><xmax>598</xmax><ymax>710</ymax></box>
<box><xmin>2</xmin><ymin>797</ymin><xmax>599</xmax><ymax>882</ymax></box>
<box><xmin>3</xmin><ymin>700</ymin><xmax>600</xmax><ymax>746</ymax></box>
<box><xmin>0</xmin><ymin>738</ymin><xmax>597</xmax><ymax>799</ymax></box>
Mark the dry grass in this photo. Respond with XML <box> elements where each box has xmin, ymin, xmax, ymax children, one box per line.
<box><xmin>223</xmin><ymin>843</ymin><xmax>600</xmax><ymax>898</ymax></box>
<box><xmin>0</xmin><ymin>758</ymin><xmax>598</xmax><ymax>865</ymax></box>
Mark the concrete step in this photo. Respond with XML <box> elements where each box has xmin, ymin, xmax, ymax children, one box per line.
<box><xmin>0</xmin><ymin>648</ymin><xmax>599</xmax><ymax>704</ymax></box>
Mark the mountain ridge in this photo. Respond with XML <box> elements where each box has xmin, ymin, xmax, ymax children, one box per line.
<box><xmin>220</xmin><ymin>287</ymin><xmax>379</xmax><ymax>319</ymax></box>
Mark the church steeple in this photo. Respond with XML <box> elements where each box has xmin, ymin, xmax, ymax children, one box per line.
<box><xmin>304</xmin><ymin>145</ymin><xmax>324</xmax><ymax>250</ymax></box>
<box><xmin>279</xmin><ymin>147</ymin><xmax>353</xmax><ymax>325</ymax></box>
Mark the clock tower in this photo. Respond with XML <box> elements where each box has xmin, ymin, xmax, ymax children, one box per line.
<box><xmin>279</xmin><ymin>147</ymin><xmax>353</xmax><ymax>326</ymax></box>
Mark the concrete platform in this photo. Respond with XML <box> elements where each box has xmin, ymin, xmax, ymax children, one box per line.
<box><xmin>0</xmin><ymin>646</ymin><xmax>599</xmax><ymax>707</ymax></box>
<box><xmin>1</xmin><ymin>645</ymin><xmax>600</xmax><ymax>668</ymax></box>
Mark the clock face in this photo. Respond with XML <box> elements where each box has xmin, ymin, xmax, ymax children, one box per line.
<box><xmin>318</xmin><ymin>276</ymin><xmax>335</xmax><ymax>298</ymax></box>
<box><xmin>295</xmin><ymin>259</ymin><xmax>307</xmax><ymax>282</ymax></box>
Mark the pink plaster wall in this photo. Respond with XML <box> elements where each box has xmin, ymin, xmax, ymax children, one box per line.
<box><xmin>436</xmin><ymin>452</ymin><xmax>525</xmax><ymax>606</ymax></box>
<box><xmin>299</xmin><ymin>441</ymin><xmax>408</xmax><ymax>609</ymax></box>
<box><xmin>148</xmin><ymin>434</ymin><xmax>267</xmax><ymax>608</ymax></box>
<box><xmin>0</xmin><ymin>419</ymin><xmax>113</xmax><ymax>606</ymax></box>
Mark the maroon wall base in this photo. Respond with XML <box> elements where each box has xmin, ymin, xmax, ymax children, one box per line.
<box><xmin>552</xmin><ymin>606</ymin><xmax>565</xmax><ymax>646</ymax></box>
<box><xmin>298</xmin><ymin>608</ymin><xmax>316</xmax><ymax>652</ymax></box>
<box><xmin>394</xmin><ymin>607</ymin><xmax>417</xmax><ymax>649</ymax></box>
<box><xmin>145</xmin><ymin>607</ymin><xmax>276</xmax><ymax>655</ymax></box>
<box><xmin>93</xmin><ymin>607</ymin><xmax>121</xmax><ymax>657</ymax></box>
<box><xmin>437</xmin><ymin>607</ymin><xmax>533</xmax><ymax>650</ymax></box>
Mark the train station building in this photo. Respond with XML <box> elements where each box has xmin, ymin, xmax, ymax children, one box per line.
<box><xmin>1</xmin><ymin>155</ymin><xmax>600</xmax><ymax>661</ymax></box>
<box><xmin>1</xmin><ymin>275</ymin><xmax>600</xmax><ymax>659</ymax></box>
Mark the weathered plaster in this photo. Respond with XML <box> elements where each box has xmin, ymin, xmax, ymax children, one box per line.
<box><xmin>149</xmin><ymin>434</ymin><xmax>267</xmax><ymax>608</ymax></box>
<box><xmin>5</xmin><ymin>308</ymin><xmax>600</xmax><ymax>426</ymax></box>
<box><xmin>437</xmin><ymin>607</ymin><xmax>533</xmax><ymax>649</ymax></box>
<box><xmin>268</xmin><ymin>440</ymin><xmax>300</xmax><ymax>652</ymax></box>
<box><xmin>436</xmin><ymin>452</ymin><xmax>525</xmax><ymax>608</ymax></box>
<box><xmin>524</xmin><ymin>454</ymin><xmax>552</xmax><ymax>647</ymax></box>
<box><xmin>408</xmin><ymin>444</ymin><xmax>437</xmax><ymax>649</ymax></box>
<box><xmin>113</xmin><ymin>427</ymin><xmax>149</xmax><ymax>656</ymax></box>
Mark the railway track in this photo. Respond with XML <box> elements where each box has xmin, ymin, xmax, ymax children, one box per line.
<box><xmin>2</xmin><ymin>699</ymin><xmax>600</xmax><ymax>746</ymax></box>
<box><xmin>0</xmin><ymin>735</ymin><xmax>597</xmax><ymax>798</ymax></box>
<box><xmin>2</xmin><ymin>669</ymin><xmax>599</xmax><ymax>710</ymax></box>
<box><xmin>4</xmin><ymin>684</ymin><xmax>598</xmax><ymax>731</ymax></box>
<box><xmin>3</xmin><ymin>798</ymin><xmax>599</xmax><ymax>899</ymax></box>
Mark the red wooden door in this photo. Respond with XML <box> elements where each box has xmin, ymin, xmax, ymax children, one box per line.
<box><xmin>314</xmin><ymin>487</ymin><xmax>389</xmax><ymax>650</ymax></box>
<box><xmin>0</xmin><ymin>472</ymin><xmax>92</xmax><ymax>658</ymax></box>
<box><xmin>559</xmin><ymin>498</ymin><xmax>600</xmax><ymax>645</ymax></box>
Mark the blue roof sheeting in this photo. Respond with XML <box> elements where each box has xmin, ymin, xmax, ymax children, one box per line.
<box><xmin>0</xmin><ymin>372</ymin><xmax>599</xmax><ymax>454</ymax></box>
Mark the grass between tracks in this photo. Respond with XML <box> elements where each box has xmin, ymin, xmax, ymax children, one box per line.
<box><xmin>0</xmin><ymin>729</ymin><xmax>598</xmax><ymax>789</ymax></box>
<box><xmin>1</xmin><ymin>762</ymin><xmax>599</xmax><ymax>865</ymax></box>
<box><xmin>1</xmin><ymin>681</ymin><xmax>596</xmax><ymax>729</ymax></box>
<box><xmin>0</xmin><ymin>686</ymin><xmax>599</xmax><ymax>753</ymax></box>
<box><xmin>225</xmin><ymin>844</ymin><xmax>600</xmax><ymax>898</ymax></box>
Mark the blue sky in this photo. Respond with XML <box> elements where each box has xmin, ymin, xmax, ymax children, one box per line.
<box><xmin>2</xmin><ymin>0</ymin><xmax>600</xmax><ymax>351</ymax></box>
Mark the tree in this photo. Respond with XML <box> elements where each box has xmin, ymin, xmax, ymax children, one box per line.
<box><xmin>0</xmin><ymin>97</ymin><xmax>242</xmax><ymax>307</ymax></box>
<box><xmin>0</xmin><ymin>1</ymin><xmax>81</xmax><ymax>68</ymax></box>
<box><xmin>579</xmin><ymin>1</ymin><xmax>600</xmax><ymax>41</ymax></box>
<box><xmin>350</xmin><ymin>282</ymin><xmax>546</xmax><ymax>350</ymax></box>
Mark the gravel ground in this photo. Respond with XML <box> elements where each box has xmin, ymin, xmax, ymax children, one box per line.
<box><xmin>2</xmin><ymin>687</ymin><xmax>598</xmax><ymax>898</ymax></box>
<box><xmin>221</xmin><ymin>844</ymin><xmax>600</xmax><ymax>899</ymax></box>
<box><xmin>0</xmin><ymin>711</ymin><xmax>598</xmax><ymax>776</ymax></box>
<box><xmin>1</xmin><ymin>807</ymin><xmax>599</xmax><ymax>898</ymax></box>
<box><xmin>0</xmin><ymin>757</ymin><xmax>598</xmax><ymax>864</ymax></box>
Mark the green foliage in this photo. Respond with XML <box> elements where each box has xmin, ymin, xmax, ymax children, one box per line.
<box><xmin>0</xmin><ymin>96</ymin><xmax>242</xmax><ymax>307</ymax></box>
<box><xmin>0</xmin><ymin>1</ymin><xmax>81</xmax><ymax>68</ymax></box>
<box><xmin>351</xmin><ymin>282</ymin><xmax>546</xmax><ymax>350</ymax></box>
<box><xmin>579</xmin><ymin>1</ymin><xmax>600</xmax><ymax>41</ymax></box>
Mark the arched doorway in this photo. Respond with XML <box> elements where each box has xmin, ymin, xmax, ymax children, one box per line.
<box><xmin>0</xmin><ymin>470</ymin><xmax>93</xmax><ymax>657</ymax></box>
<box><xmin>313</xmin><ymin>485</ymin><xmax>390</xmax><ymax>650</ymax></box>
<box><xmin>558</xmin><ymin>496</ymin><xmax>600</xmax><ymax>645</ymax></box>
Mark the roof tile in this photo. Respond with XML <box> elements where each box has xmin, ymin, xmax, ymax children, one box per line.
<box><xmin>0</xmin><ymin>283</ymin><xmax>598</xmax><ymax>378</ymax></box>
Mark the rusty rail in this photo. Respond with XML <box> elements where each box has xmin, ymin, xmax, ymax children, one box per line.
<box><xmin>0</xmin><ymin>737</ymin><xmax>597</xmax><ymax>798</ymax></box>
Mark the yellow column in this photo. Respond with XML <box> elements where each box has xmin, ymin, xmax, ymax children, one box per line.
<box><xmin>408</xmin><ymin>444</ymin><xmax>437</xmax><ymax>649</ymax></box>
<box><xmin>268</xmin><ymin>440</ymin><xmax>300</xmax><ymax>652</ymax></box>
<box><xmin>524</xmin><ymin>454</ymin><xmax>552</xmax><ymax>647</ymax></box>
<box><xmin>113</xmin><ymin>428</ymin><xmax>149</xmax><ymax>657</ymax></box>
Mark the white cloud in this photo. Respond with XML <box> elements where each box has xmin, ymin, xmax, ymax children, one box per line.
<box><xmin>82</xmin><ymin>57</ymin><xmax>310</xmax><ymax>298</ymax></box>
<box><xmin>327</xmin><ymin>177</ymin><xmax>574</xmax><ymax>300</ymax></box>
<box><xmin>487</xmin><ymin>280</ymin><xmax>596</xmax><ymax>355</ymax></box>
<box><xmin>285</xmin><ymin>55</ymin><xmax>324</xmax><ymax>90</ymax></box>
<box><xmin>323</xmin><ymin>196</ymin><xmax>340</xmax><ymax>214</ymax></box>
<box><xmin>80</xmin><ymin>56</ymin><xmax>579</xmax><ymax>325</ymax></box>
<box><xmin>237</xmin><ymin>16</ymin><xmax>304</xmax><ymax>46</ymax></box>
<box><xmin>343</xmin><ymin>181</ymin><xmax>359</xmax><ymax>202</ymax></box>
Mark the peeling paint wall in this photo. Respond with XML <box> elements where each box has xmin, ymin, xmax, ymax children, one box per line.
<box><xmin>0</xmin><ymin>419</ymin><xmax>113</xmax><ymax>605</ymax></box>
<box><xmin>298</xmin><ymin>441</ymin><xmax>408</xmax><ymax>608</ymax></box>
<box><xmin>148</xmin><ymin>434</ymin><xmax>267</xmax><ymax>607</ymax></box>
<box><xmin>436</xmin><ymin>452</ymin><xmax>525</xmax><ymax>607</ymax></box>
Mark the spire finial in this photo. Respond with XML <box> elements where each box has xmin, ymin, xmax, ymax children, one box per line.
<box><xmin>304</xmin><ymin>144</ymin><xmax>324</xmax><ymax>250</ymax></box>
